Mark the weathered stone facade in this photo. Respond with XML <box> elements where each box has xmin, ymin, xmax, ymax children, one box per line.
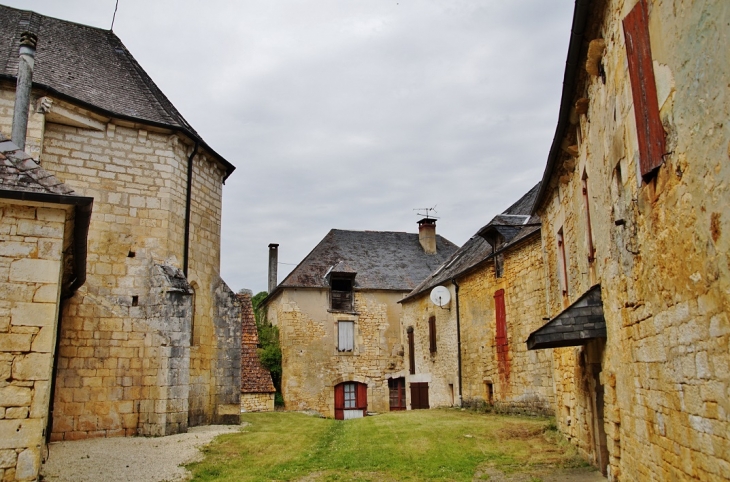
<box><xmin>531</xmin><ymin>0</ymin><xmax>730</xmax><ymax>479</ymax></box>
<box><xmin>241</xmin><ymin>393</ymin><xmax>275</xmax><ymax>413</ymax></box>
<box><xmin>267</xmin><ymin>289</ymin><xmax>406</xmax><ymax>417</ymax></box>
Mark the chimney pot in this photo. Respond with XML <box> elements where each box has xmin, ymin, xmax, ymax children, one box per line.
<box><xmin>417</xmin><ymin>218</ymin><xmax>437</xmax><ymax>255</ymax></box>
<box><xmin>268</xmin><ymin>244</ymin><xmax>279</xmax><ymax>293</ymax></box>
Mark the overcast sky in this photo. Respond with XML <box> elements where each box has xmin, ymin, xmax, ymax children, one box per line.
<box><xmin>5</xmin><ymin>0</ymin><xmax>574</xmax><ymax>294</ymax></box>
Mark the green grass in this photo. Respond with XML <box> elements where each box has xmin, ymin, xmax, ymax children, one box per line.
<box><xmin>187</xmin><ymin>409</ymin><xmax>586</xmax><ymax>481</ymax></box>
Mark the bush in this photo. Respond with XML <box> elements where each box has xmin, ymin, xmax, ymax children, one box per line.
<box><xmin>251</xmin><ymin>291</ymin><xmax>284</xmax><ymax>406</ymax></box>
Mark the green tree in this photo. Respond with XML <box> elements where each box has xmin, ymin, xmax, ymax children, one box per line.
<box><xmin>251</xmin><ymin>291</ymin><xmax>283</xmax><ymax>406</ymax></box>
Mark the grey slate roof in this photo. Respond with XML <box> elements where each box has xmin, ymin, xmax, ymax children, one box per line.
<box><xmin>526</xmin><ymin>284</ymin><xmax>606</xmax><ymax>350</ymax></box>
<box><xmin>401</xmin><ymin>183</ymin><xmax>542</xmax><ymax>303</ymax></box>
<box><xmin>0</xmin><ymin>132</ymin><xmax>74</xmax><ymax>196</ymax></box>
<box><xmin>0</xmin><ymin>4</ymin><xmax>234</xmax><ymax>178</ymax></box>
<box><xmin>276</xmin><ymin>229</ymin><xmax>459</xmax><ymax>292</ymax></box>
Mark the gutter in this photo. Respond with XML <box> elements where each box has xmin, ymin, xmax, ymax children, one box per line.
<box><xmin>532</xmin><ymin>0</ymin><xmax>593</xmax><ymax>213</ymax></box>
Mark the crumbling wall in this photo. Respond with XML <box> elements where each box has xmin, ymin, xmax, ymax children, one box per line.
<box><xmin>537</xmin><ymin>1</ymin><xmax>730</xmax><ymax>479</ymax></box>
<box><xmin>267</xmin><ymin>289</ymin><xmax>405</xmax><ymax>417</ymax></box>
<box><xmin>0</xmin><ymin>202</ymin><xmax>68</xmax><ymax>481</ymax></box>
<box><xmin>212</xmin><ymin>277</ymin><xmax>241</xmax><ymax>424</ymax></box>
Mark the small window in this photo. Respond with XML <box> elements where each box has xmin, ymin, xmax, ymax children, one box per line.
<box><xmin>331</xmin><ymin>277</ymin><xmax>353</xmax><ymax>311</ymax></box>
<box><xmin>407</xmin><ymin>326</ymin><xmax>415</xmax><ymax>375</ymax></box>
<box><xmin>582</xmin><ymin>173</ymin><xmax>596</xmax><ymax>264</ymax></box>
<box><xmin>495</xmin><ymin>253</ymin><xmax>504</xmax><ymax>278</ymax></box>
<box><xmin>337</xmin><ymin>321</ymin><xmax>354</xmax><ymax>352</ymax></box>
<box><xmin>557</xmin><ymin>229</ymin><xmax>569</xmax><ymax>296</ymax></box>
<box><xmin>428</xmin><ymin>316</ymin><xmax>437</xmax><ymax>353</ymax></box>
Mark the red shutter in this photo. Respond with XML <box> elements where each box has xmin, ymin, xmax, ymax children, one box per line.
<box><xmin>334</xmin><ymin>383</ymin><xmax>345</xmax><ymax>420</ymax></box>
<box><xmin>494</xmin><ymin>289</ymin><xmax>506</xmax><ymax>342</ymax></box>
<box><xmin>407</xmin><ymin>328</ymin><xmax>415</xmax><ymax>375</ymax></box>
<box><xmin>356</xmin><ymin>382</ymin><xmax>368</xmax><ymax>415</ymax></box>
<box><xmin>428</xmin><ymin>316</ymin><xmax>436</xmax><ymax>353</ymax></box>
<box><xmin>623</xmin><ymin>0</ymin><xmax>665</xmax><ymax>181</ymax></box>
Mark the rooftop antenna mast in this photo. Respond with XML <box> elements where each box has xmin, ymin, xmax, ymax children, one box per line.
<box><xmin>111</xmin><ymin>0</ymin><xmax>120</xmax><ymax>31</ymax></box>
<box><xmin>413</xmin><ymin>205</ymin><xmax>439</xmax><ymax>220</ymax></box>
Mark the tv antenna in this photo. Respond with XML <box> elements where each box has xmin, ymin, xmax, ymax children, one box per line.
<box><xmin>111</xmin><ymin>0</ymin><xmax>120</xmax><ymax>31</ymax></box>
<box><xmin>413</xmin><ymin>205</ymin><xmax>439</xmax><ymax>220</ymax></box>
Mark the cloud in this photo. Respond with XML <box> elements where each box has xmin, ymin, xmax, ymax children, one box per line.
<box><xmin>7</xmin><ymin>0</ymin><xmax>575</xmax><ymax>293</ymax></box>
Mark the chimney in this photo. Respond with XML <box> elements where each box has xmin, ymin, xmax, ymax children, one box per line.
<box><xmin>11</xmin><ymin>32</ymin><xmax>38</xmax><ymax>151</ymax></box>
<box><xmin>417</xmin><ymin>218</ymin><xmax>437</xmax><ymax>255</ymax></box>
<box><xmin>268</xmin><ymin>243</ymin><xmax>279</xmax><ymax>293</ymax></box>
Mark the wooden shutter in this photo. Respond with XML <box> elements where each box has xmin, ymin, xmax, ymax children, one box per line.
<box><xmin>428</xmin><ymin>316</ymin><xmax>436</xmax><ymax>353</ymax></box>
<box><xmin>494</xmin><ymin>289</ymin><xmax>506</xmax><ymax>342</ymax></box>
<box><xmin>334</xmin><ymin>383</ymin><xmax>345</xmax><ymax>420</ymax></box>
<box><xmin>356</xmin><ymin>382</ymin><xmax>368</xmax><ymax>415</ymax></box>
<box><xmin>407</xmin><ymin>327</ymin><xmax>415</xmax><ymax>375</ymax></box>
<box><xmin>410</xmin><ymin>382</ymin><xmax>430</xmax><ymax>409</ymax></box>
<box><xmin>623</xmin><ymin>0</ymin><xmax>665</xmax><ymax>181</ymax></box>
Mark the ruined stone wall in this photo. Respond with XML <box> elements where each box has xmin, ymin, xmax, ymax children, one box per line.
<box><xmin>241</xmin><ymin>392</ymin><xmax>274</xmax><ymax>412</ymax></box>
<box><xmin>402</xmin><ymin>234</ymin><xmax>553</xmax><ymax>415</ymax></box>
<box><xmin>0</xmin><ymin>97</ymin><xmax>238</xmax><ymax>439</ymax></box>
<box><xmin>267</xmin><ymin>289</ymin><xmax>405</xmax><ymax>417</ymax></box>
<box><xmin>0</xmin><ymin>202</ymin><xmax>68</xmax><ymax>481</ymax></box>
<box><xmin>537</xmin><ymin>1</ymin><xmax>730</xmax><ymax>479</ymax></box>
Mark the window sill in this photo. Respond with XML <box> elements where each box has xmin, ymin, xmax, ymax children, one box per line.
<box><xmin>329</xmin><ymin>309</ymin><xmax>359</xmax><ymax>315</ymax></box>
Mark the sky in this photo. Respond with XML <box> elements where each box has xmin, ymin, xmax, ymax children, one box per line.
<box><xmin>4</xmin><ymin>0</ymin><xmax>574</xmax><ymax>294</ymax></box>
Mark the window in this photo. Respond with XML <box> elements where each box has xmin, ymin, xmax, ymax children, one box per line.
<box><xmin>344</xmin><ymin>383</ymin><xmax>356</xmax><ymax>408</ymax></box>
<box><xmin>495</xmin><ymin>253</ymin><xmax>504</xmax><ymax>278</ymax></box>
<box><xmin>337</xmin><ymin>321</ymin><xmax>354</xmax><ymax>352</ymax></box>
<box><xmin>623</xmin><ymin>0</ymin><xmax>665</xmax><ymax>181</ymax></box>
<box><xmin>407</xmin><ymin>326</ymin><xmax>415</xmax><ymax>375</ymax></box>
<box><xmin>582</xmin><ymin>173</ymin><xmax>595</xmax><ymax>263</ymax></box>
<box><xmin>557</xmin><ymin>229</ymin><xmax>569</xmax><ymax>296</ymax></box>
<box><xmin>428</xmin><ymin>316</ymin><xmax>437</xmax><ymax>353</ymax></box>
<box><xmin>494</xmin><ymin>289</ymin><xmax>506</xmax><ymax>346</ymax></box>
<box><xmin>388</xmin><ymin>378</ymin><xmax>406</xmax><ymax>411</ymax></box>
<box><xmin>190</xmin><ymin>282</ymin><xmax>199</xmax><ymax>346</ymax></box>
<box><xmin>334</xmin><ymin>382</ymin><xmax>367</xmax><ymax>419</ymax></box>
<box><xmin>330</xmin><ymin>277</ymin><xmax>353</xmax><ymax>311</ymax></box>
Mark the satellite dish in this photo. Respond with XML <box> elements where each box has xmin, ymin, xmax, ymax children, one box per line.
<box><xmin>430</xmin><ymin>286</ymin><xmax>451</xmax><ymax>308</ymax></box>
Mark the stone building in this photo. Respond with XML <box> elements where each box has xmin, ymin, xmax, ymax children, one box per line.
<box><xmin>0</xmin><ymin>135</ymin><xmax>92</xmax><ymax>481</ymax></box>
<box><xmin>400</xmin><ymin>184</ymin><xmax>554</xmax><ymax>414</ymax></box>
<box><xmin>237</xmin><ymin>290</ymin><xmax>275</xmax><ymax>412</ymax></box>
<box><xmin>262</xmin><ymin>225</ymin><xmax>457</xmax><ymax>419</ymax></box>
<box><xmin>527</xmin><ymin>0</ymin><xmax>730</xmax><ymax>479</ymax></box>
<box><xmin>0</xmin><ymin>4</ymin><xmax>241</xmax><ymax>465</ymax></box>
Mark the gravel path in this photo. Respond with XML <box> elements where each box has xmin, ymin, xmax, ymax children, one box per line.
<box><xmin>40</xmin><ymin>425</ymin><xmax>243</xmax><ymax>482</ymax></box>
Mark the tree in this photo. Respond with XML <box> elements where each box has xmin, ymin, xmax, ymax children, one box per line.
<box><xmin>251</xmin><ymin>291</ymin><xmax>283</xmax><ymax>406</ymax></box>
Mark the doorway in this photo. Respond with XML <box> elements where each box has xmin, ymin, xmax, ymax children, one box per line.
<box><xmin>410</xmin><ymin>382</ymin><xmax>429</xmax><ymax>409</ymax></box>
<box><xmin>388</xmin><ymin>378</ymin><xmax>405</xmax><ymax>411</ymax></box>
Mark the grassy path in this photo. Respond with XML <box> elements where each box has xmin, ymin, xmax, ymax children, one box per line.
<box><xmin>187</xmin><ymin>410</ymin><xmax>589</xmax><ymax>481</ymax></box>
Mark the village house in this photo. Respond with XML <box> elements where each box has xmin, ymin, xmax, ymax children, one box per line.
<box><xmin>527</xmin><ymin>0</ymin><xmax>730</xmax><ymax>479</ymax></box>
<box><xmin>399</xmin><ymin>184</ymin><xmax>554</xmax><ymax>414</ymax></box>
<box><xmin>0</xmin><ymin>6</ymin><xmax>242</xmax><ymax>479</ymax></box>
<box><xmin>262</xmin><ymin>224</ymin><xmax>457</xmax><ymax>419</ymax></box>
<box><xmin>237</xmin><ymin>290</ymin><xmax>276</xmax><ymax>412</ymax></box>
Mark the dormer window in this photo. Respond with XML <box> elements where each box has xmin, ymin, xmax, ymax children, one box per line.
<box><xmin>331</xmin><ymin>276</ymin><xmax>354</xmax><ymax>311</ymax></box>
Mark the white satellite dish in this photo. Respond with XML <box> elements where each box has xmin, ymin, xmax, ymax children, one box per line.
<box><xmin>430</xmin><ymin>286</ymin><xmax>451</xmax><ymax>308</ymax></box>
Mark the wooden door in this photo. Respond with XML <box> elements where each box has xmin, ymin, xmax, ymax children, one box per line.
<box><xmin>410</xmin><ymin>382</ymin><xmax>429</xmax><ymax>409</ymax></box>
<box><xmin>389</xmin><ymin>377</ymin><xmax>406</xmax><ymax>411</ymax></box>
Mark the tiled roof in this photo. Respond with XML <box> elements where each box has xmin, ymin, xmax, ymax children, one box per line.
<box><xmin>276</xmin><ymin>229</ymin><xmax>459</xmax><ymax>292</ymax></box>
<box><xmin>0</xmin><ymin>5</ymin><xmax>234</xmax><ymax>178</ymax></box>
<box><xmin>0</xmin><ymin>132</ymin><xmax>74</xmax><ymax>195</ymax></box>
<box><xmin>402</xmin><ymin>183</ymin><xmax>541</xmax><ymax>302</ymax></box>
<box><xmin>237</xmin><ymin>292</ymin><xmax>275</xmax><ymax>394</ymax></box>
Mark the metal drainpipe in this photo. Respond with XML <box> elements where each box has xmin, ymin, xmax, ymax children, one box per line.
<box><xmin>183</xmin><ymin>142</ymin><xmax>198</xmax><ymax>277</ymax></box>
<box><xmin>452</xmin><ymin>278</ymin><xmax>463</xmax><ymax>407</ymax></box>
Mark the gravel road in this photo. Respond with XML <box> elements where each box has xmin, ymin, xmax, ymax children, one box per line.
<box><xmin>40</xmin><ymin>425</ymin><xmax>242</xmax><ymax>482</ymax></box>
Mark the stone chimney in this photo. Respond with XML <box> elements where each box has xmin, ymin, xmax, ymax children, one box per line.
<box><xmin>11</xmin><ymin>32</ymin><xmax>38</xmax><ymax>150</ymax></box>
<box><xmin>417</xmin><ymin>218</ymin><xmax>437</xmax><ymax>255</ymax></box>
<box><xmin>268</xmin><ymin>244</ymin><xmax>279</xmax><ymax>293</ymax></box>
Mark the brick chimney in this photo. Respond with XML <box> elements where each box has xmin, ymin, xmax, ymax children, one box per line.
<box><xmin>268</xmin><ymin>244</ymin><xmax>279</xmax><ymax>293</ymax></box>
<box><xmin>12</xmin><ymin>32</ymin><xmax>38</xmax><ymax>150</ymax></box>
<box><xmin>417</xmin><ymin>218</ymin><xmax>437</xmax><ymax>255</ymax></box>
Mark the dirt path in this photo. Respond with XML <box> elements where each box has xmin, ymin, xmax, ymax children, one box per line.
<box><xmin>40</xmin><ymin>425</ymin><xmax>242</xmax><ymax>482</ymax></box>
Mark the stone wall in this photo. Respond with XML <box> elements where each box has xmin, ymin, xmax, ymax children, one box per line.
<box><xmin>0</xmin><ymin>87</ymin><xmax>240</xmax><ymax>441</ymax></box>
<box><xmin>402</xmin><ymin>233</ymin><xmax>553</xmax><ymax>415</ymax></box>
<box><xmin>241</xmin><ymin>392</ymin><xmax>274</xmax><ymax>412</ymax></box>
<box><xmin>267</xmin><ymin>289</ymin><xmax>405</xmax><ymax>417</ymax></box>
<box><xmin>536</xmin><ymin>1</ymin><xmax>730</xmax><ymax>479</ymax></box>
<box><xmin>0</xmin><ymin>202</ymin><xmax>68</xmax><ymax>481</ymax></box>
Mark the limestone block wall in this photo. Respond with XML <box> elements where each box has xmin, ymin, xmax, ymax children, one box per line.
<box><xmin>402</xmin><ymin>234</ymin><xmax>553</xmax><ymax>415</ymax></box>
<box><xmin>0</xmin><ymin>202</ymin><xmax>68</xmax><ymax>481</ymax></box>
<box><xmin>241</xmin><ymin>392</ymin><xmax>275</xmax><ymax>412</ymax></box>
<box><xmin>6</xmin><ymin>100</ymin><xmax>237</xmax><ymax>438</ymax></box>
<box><xmin>267</xmin><ymin>289</ymin><xmax>405</xmax><ymax>417</ymax></box>
<box><xmin>537</xmin><ymin>1</ymin><xmax>730</xmax><ymax>479</ymax></box>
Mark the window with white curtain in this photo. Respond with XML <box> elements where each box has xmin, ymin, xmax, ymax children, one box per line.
<box><xmin>338</xmin><ymin>321</ymin><xmax>354</xmax><ymax>352</ymax></box>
